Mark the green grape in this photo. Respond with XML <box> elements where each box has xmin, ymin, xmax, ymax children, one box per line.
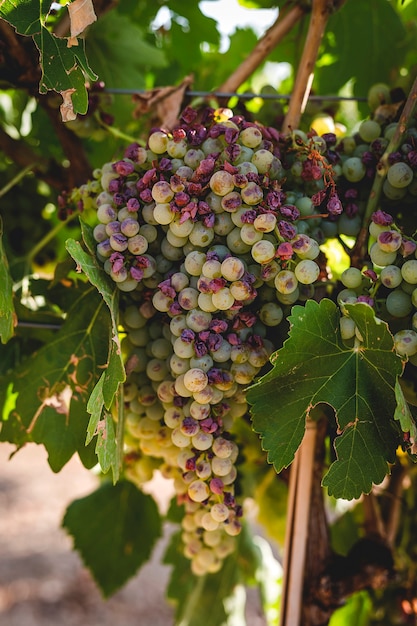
<box><xmin>274</xmin><ymin>270</ymin><xmax>298</xmax><ymax>294</ymax></box>
<box><xmin>387</xmin><ymin>161</ymin><xmax>413</xmax><ymax>189</ymax></box>
<box><xmin>251</xmin><ymin>149</ymin><xmax>274</xmax><ymax>174</ymax></box>
<box><xmin>148</xmin><ymin>130</ymin><xmax>169</xmax><ymax>154</ymax></box>
<box><xmin>380</xmin><ymin>265</ymin><xmax>402</xmax><ymax>289</ymax></box>
<box><xmin>385</xmin><ymin>289</ymin><xmax>413</xmax><ymax>317</ymax></box>
<box><xmin>369</xmin><ymin>243</ymin><xmax>398</xmax><ymax>267</ymax></box>
<box><xmin>342</xmin><ymin>157</ymin><xmax>366</xmax><ymax>182</ymax></box>
<box><xmin>340</xmin><ymin>316</ymin><xmax>356</xmax><ymax>340</ymax></box>
<box><xmin>239</xmin><ymin>126</ymin><xmax>263</xmax><ymax>148</ymax></box>
<box><xmin>209</xmin><ymin>170</ymin><xmax>235</xmax><ymax>196</ymax></box>
<box><xmin>358</xmin><ymin>119</ymin><xmax>381</xmax><ymax>142</ymax></box>
<box><xmin>294</xmin><ymin>259</ymin><xmax>320</xmax><ymax>284</ymax></box>
<box><xmin>401</xmin><ymin>260</ymin><xmax>417</xmax><ymax>284</ymax></box>
<box><xmin>341</xmin><ymin>267</ymin><xmax>362</xmax><ymax>289</ymax></box>
<box><xmin>337</xmin><ymin>214</ymin><xmax>362</xmax><ymax>237</ymax></box>
<box><xmin>383</xmin><ymin>179</ymin><xmax>407</xmax><ymax>200</ymax></box>
<box><xmin>393</xmin><ymin>330</ymin><xmax>417</xmax><ymax>357</ymax></box>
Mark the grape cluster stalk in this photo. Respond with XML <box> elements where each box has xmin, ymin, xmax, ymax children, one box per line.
<box><xmin>70</xmin><ymin>103</ymin><xmax>417</xmax><ymax>574</ymax></box>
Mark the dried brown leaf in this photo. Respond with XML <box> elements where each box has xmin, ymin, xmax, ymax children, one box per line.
<box><xmin>68</xmin><ymin>0</ymin><xmax>97</xmax><ymax>43</ymax></box>
<box><xmin>60</xmin><ymin>88</ymin><xmax>77</xmax><ymax>121</ymax></box>
<box><xmin>132</xmin><ymin>75</ymin><xmax>193</xmax><ymax>129</ymax></box>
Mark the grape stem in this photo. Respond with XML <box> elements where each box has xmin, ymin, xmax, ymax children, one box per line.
<box><xmin>95</xmin><ymin>113</ymin><xmax>146</xmax><ymax>146</ymax></box>
<box><xmin>351</xmin><ymin>74</ymin><xmax>417</xmax><ymax>267</ymax></box>
<box><xmin>216</xmin><ymin>3</ymin><xmax>306</xmax><ymax>102</ymax></box>
<box><xmin>0</xmin><ymin>163</ymin><xmax>35</xmax><ymax>198</ymax></box>
<box><xmin>282</xmin><ymin>0</ymin><xmax>343</xmax><ymax>134</ymax></box>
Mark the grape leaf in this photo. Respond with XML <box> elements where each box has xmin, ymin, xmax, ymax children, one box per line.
<box><xmin>0</xmin><ymin>0</ymin><xmax>52</xmax><ymax>35</ymax></box>
<box><xmin>317</xmin><ymin>0</ymin><xmax>407</xmax><ymax>98</ymax></box>
<box><xmin>63</xmin><ymin>480</ymin><xmax>162</xmax><ymax>597</ymax></box>
<box><xmin>0</xmin><ymin>0</ymin><xmax>97</xmax><ymax>115</ymax></box>
<box><xmin>85</xmin><ymin>11</ymin><xmax>166</xmax><ymax>90</ymax></box>
<box><xmin>66</xmin><ymin>232</ymin><xmax>126</xmax><ymax>479</ymax></box>
<box><xmin>0</xmin><ymin>285</ymin><xmax>110</xmax><ymax>470</ymax></box>
<box><xmin>0</xmin><ymin>216</ymin><xmax>16</xmax><ymax>343</ymax></box>
<box><xmin>33</xmin><ymin>28</ymin><xmax>97</xmax><ymax>115</ymax></box>
<box><xmin>247</xmin><ymin>299</ymin><xmax>404</xmax><ymax>500</ymax></box>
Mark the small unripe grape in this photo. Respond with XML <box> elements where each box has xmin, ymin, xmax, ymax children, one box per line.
<box><xmin>401</xmin><ymin>260</ymin><xmax>417</xmax><ymax>284</ymax></box>
<box><xmin>342</xmin><ymin>157</ymin><xmax>366</xmax><ymax>182</ymax></box>
<box><xmin>393</xmin><ymin>329</ymin><xmax>417</xmax><ymax>357</ymax></box>
<box><xmin>251</xmin><ymin>149</ymin><xmax>274</xmax><ymax>174</ymax></box>
<box><xmin>369</xmin><ymin>243</ymin><xmax>397</xmax><ymax>267</ymax></box>
<box><xmin>294</xmin><ymin>259</ymin><xmax>320</xmax><ymax>284</ymax></box>
<box><xmin>189</xmin><ymin>222</ymin><xmax>215</xmax><ymax>248</ymax></box>
<box><xmin>188</xmin><ymin>480</ymin><xmax>210</xmax><ymax>502</ymax></box>
<box><xmin>241</xmin><ymin>181</ymin><xmax>263</xmax><ymax>205</ymax></box>
<box><xmin>209</xmin><ymin>170</ymin><xmax>235</xmax><ymax>196</ymax></box>
<box><xmin>154</xmin><ymin>203</ymin><xmax>174</xmax><ymax>225</ymax></box>
<box><xmin>148</xmin><ymin>130</ymin><xmax>168</xmax><ymax>154</ymax></box>
<box><xmin>339</xmin><ymin>316</ymin><xmax>356</xmax><ymax>340</ymax></box>
<box><xmin>183</xmin><ymin>368</ymin><xmax>208</xmax><ymax>393</ymax></box>
<box><xmin>259</xmin><ymin>302</ymin><xmax>283</xmax><ymax>326</ymax></box>
<box><xmin>387</xmin><ymin>161</ymin><xmax>413</xmax><ymax>188</ymax></box>
<box><xmin>93</xmin><ymin>223</ymin><xmax>108</xmax><ymax>242</ymax></box>
<box><xmin>386</xmin><ymin>289</ymin><xmax>412</xmax><ymax>317</ymax></box>
<box><xmin>341</xmin><ymin>267</ymin><xmax>362</xmax><ymax>289</ymax></box>
<box><xmin>127</xmin><ymin>234</ymin><xmax>148</xmax><ymax>255</ymax></box>
<box><xmin>358</xmin><ymin>119</ymin><xmax>381</xmax><ymax>142</ymax></box>
<box><xmin>239</xmin><ymin>126</ymin><xmax>263</xmax><ymax>148</ymax></box>
<box><xmin>211</xmin><ymin>287</ymin><xmax>235</xmax><ymax>310</ymax></box>
<box><xmin>221</xmin><ymin>257</ymin><xmax>245</xmax><ymax>281</ymax></box>
<box><xmin>380</xmin><ymin>265</ymin><xmax>402</xmax><ymax>289</ymax></box>
<box><xmin>97</xmin><ymin>203</ymin><xmax>117</xmax><ymax>224</ymax></box>
<box><xmin>192</xmin><ymin>431</ymin><xmax>213</xmax><ymax>451</ymax></box>
<box><xmin>240</xmin><ymin>223</ymin><xmax>264</xmax><ymax>246</ymax></box>
<box><xmin>184</xmin><ymin>148</ymin><xmax>205</xmax><ymax>169</ymax></box>
<box><xmin>210</xmin><ymin>503</ymin><xmax>229</xmax><ymax>523</ymax></box>
<box><xmin>251</xmin><ymin>240</ymin><xmax>276</xmax><ymax>264</ymax></box>
<box><xmin>253</xmin><ymin>213</ymin><xmax>277</xmax><ymax>233</ymax></box>
<box><xmin>383</xmin><ymin>179</ymin><xmax>407</xmax><ymax>200</ymax></box>
<box><xmin>274</xmin><ymin>270</ymin><xmax>298</xmax><ymax>294</ymax></box>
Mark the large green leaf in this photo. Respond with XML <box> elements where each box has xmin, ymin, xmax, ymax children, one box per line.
<box><xmin>63</xmin><ymin>480</ymin><xmax>162</xmax><ymax>597</ymax></box>
<box><xmin>317</xmin><ymin>0</ymin><xmax>407</xmax><ymax>97</ymax></box>
<box><xmin>0</xmin><ymin>285</ymin><xmax>110</xmax><ymax>471</ymax></box>
<box><xmin>247</xmin><ymin>299</ymin><xmax>405</xmax><ymax>500</ymax></box>
<box><xmin>0</xmin><ymin>216</ymin><xmax>16</xmax><ymax>343</ymax></box>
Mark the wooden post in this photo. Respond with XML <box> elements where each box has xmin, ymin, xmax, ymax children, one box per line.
<box><xmin>279</xmin><ymin>419</ymin><xmax>318</xmax><ymax>626</ymax></box>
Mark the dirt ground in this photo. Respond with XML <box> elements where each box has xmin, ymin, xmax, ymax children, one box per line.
<box><xmin>0</xmin><ymin>443</ymin><xmax>268</xmax><ymax>626</ymax></box>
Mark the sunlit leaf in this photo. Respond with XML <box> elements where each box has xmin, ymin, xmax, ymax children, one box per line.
<box><xmin>247</xmin><ymin>299</ymin><xmax>404</xmax><ymax>500</ymax></box>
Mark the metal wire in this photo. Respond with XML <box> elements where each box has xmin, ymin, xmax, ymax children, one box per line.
<box><xmin>104</xmin><ymin>88</ymin><xmax>367</xmax><ymax>102</ymax></box>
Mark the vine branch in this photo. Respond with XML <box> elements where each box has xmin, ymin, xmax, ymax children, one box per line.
<box><xmin>282</xmin><ymin>0</ymin><xmax>339</xmax><ymax>133</ymax></box>
<box><xmin>216</xmin><ymin>3</ymin><xmax>306</xmax><ymax>101</ymax></box>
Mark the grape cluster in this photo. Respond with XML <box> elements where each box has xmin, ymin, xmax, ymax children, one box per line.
<box><xmin>73</xmin><ymin>101</ymin><xmax>417</xmax><ymax>573</ymax></box>
<box><xmin>77</xmin><ymin>107</ymin><xmax>350</xmax><ymax>572</ymax></box>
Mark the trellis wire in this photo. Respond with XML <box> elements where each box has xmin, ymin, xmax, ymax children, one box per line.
<box><xmin>104</xmin><ymin>88</ymin><xmax>367</xmax><ymax>102</ymax></box>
